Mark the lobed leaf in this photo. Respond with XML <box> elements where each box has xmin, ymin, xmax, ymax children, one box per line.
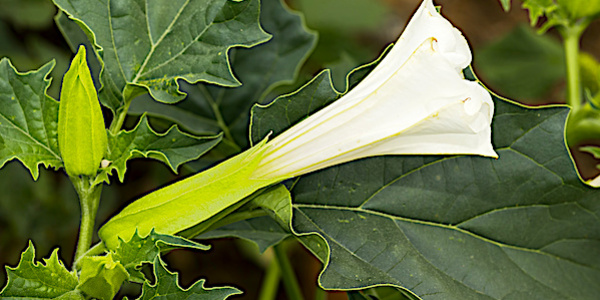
<box><xmin>52</xmin><ymin>0</ymin><xmax>272</xmax><ymax>115</ymax></box>
<box><xmin>0</xmin><ymin>59</ymin><xmax>62</xmax><ymax>180</ymax></box>
<box><xmin>128</xmin><ymin>0</ymin><xmax>317</xmax><ymax>150</ymax></box>
<box><xmin>111</xmin><ymin>229</ymin><xmax>210</xmax><ymax>283</ymax></box>
<box><xmin>95</xmin><ymin>115</ymin><xmax>222</xmax><ymax>184</ymax></box>
<box><xmin>138</xmin><ymin>257</ymin><xmax>242</xmax><ymax>299</ymax></box>
<box><xmin>0</xmin><ymin>242</ymin><xmax>80</xmax><ymax>299</ymax></box>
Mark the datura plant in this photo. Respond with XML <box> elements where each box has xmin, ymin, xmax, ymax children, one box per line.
<box><xmin>99</xmin><ymin>0</ymin><xmax>497</xmax><ymax>250</ymax></box>
<box><xmin>0</xmin><ymin>0</ymin><xmax>598</xmax><ymax>299</ymax></box>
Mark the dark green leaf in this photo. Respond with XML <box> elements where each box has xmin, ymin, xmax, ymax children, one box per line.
<box><xmin>138</xmin><ymin>257</ymin><xmax>242</xmax><ymax>299</ymax></box>
<box><xmin>250</xmin><ymin>66</ymin><xmax>600</xmax><ymax>299</ymax></box>
<box><xmin>52</xmin><ymin>0</ymin><xmax>272</xmax><ymax>114</ymax></box>
<box><xmin>128</xmin><ymin>0</ymin><xmax>317</xmax><ymax>150</ymax></box>
<box><xmin>112</xmin><ymin>229</ymin><xmax>209</xmax><ymax>283</ymax></box>
<box><xmin>94</xmin><ymin>115</ymin><xmax>221</xmax><ymax>184</ymax></box>
<box><xmin>0</xmin><ymin>242</ymin><xmax>80</xmax><ymax>298</ymax></box>
<box><xmin>0</xmin><ymin>58</ymin><xmax>62</xmax><ymax>180</ymax></box>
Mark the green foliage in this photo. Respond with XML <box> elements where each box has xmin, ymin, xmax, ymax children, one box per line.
<box><xmin>58</xmin><ymin>46</ymin><xmax>107</xmax><ymax>177</ymax></box>
<box><xmin>0</xmin><ymin>58</ymin><xmax>62</xmax><ymax>180</ymax></box>
<box><xmin>249</xmin><ymin>69</ymin><xmax>600</xmax><ymax>299</ymax></box>
<box><xmin>556</xmin><ymin>0</ymin><xmax>600</xmax><ymax>19</ymax></box>
<box><xmin>475</xmin><ymin>25</ymin><xmax>564</xmax><ymax>103</ymax></box>
<box><xmin>138</xmin><ymin>257</ymin><xmax>242</xmax><ymax>300</ymax></box>
<box><xmin>128</xmin><ymin>0</ymin><xmax>317</xmax><ymax>150</ymax></box>
<box><xmin>77</xmin><ymin>254</ymin><xmax>128</xmax><ymax>300</ymax></box>
<box><xmin>95</xmin><ymin>116</ymin><xmax>222</xmax><ymax>185</ymax></box>
<box><xmin>52</xmin><ymin>0</ymin><xmax>272</xmax><ymax>114</ymax></box>
<box><xmin>111</xmin><ymin>229</ymin><xmax>210</xmax><ymax>283</ymax></box>
<box><xmin>500</xmin><ymin>0</ymin><xmax>600</xmax><ymax>31</ymax></box>
<box><xmin>0</xmin><ymin>242</ymin><xmax>81</xmax><ymax>299</ymax></box>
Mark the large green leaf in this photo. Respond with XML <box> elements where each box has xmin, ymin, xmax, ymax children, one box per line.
<box><xmin>0</xmin><ymin>242</ymin><xmax>81</xmax><ymax>299</ymax></box>
<box><xmin>52</xmin><ymin>0</ymin><xmax>272</xmax><ymax>115</ymax></box>
<box><xmin>95</xmin><ymin>115</ymin><xmax>222</xmax><ymax>184</ymax></box>
<box><xmin>249</xmin><ymin>70</ymin><xmax>600</xmax><ymax>299</ymax></box>
<box><xmin>0</xmin><ymin>58</ymin><xmax>62</xmax><ymax>180</ymax></box>
<box><xmin>128</xmin><ymin>0</ymin><xmax>317</xmax><ymax>150</ymax></box>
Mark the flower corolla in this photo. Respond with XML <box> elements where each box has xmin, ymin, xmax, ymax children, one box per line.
<box><xmin>253</xmin><ymin>0</ymin><xmax>498</xmax><ymax>180</ymax></box>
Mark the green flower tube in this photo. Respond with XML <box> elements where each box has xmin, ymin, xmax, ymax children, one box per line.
<box><xmin>99</xmin><ymin>0</ymin><xmax>497</xmax><ymax>250</ymax></box>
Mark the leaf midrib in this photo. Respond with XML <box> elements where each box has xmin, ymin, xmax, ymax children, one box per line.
<box><xmin>295</xmin><ymin>205</ymin><xmax>587</xmax><ymax>299</ymax></box>
<box><xmin>294</xmin><ymin>203</ymin><xmax>599</xmax><ymax>271</ymax></box>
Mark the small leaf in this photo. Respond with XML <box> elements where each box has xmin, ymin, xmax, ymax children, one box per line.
<box><xmin>52</xmin><ymin>0</ymin><xmax>272</xmax><ymax>114</ymax></box>
<box><xmin>94</xmin><ymin>115</ymin><xmax>222</xmax><ymax>185</ymax></box>
<box><xmin>0</xmin><ymin>242</ymin><xmax>80</xmax><ymax>298</ymax></box>
<box><xmin>0</xmin><ymin>58</ymin><xmax>62</xmax><ymax>180</ymax></box>
<box><xmin>77</xmin><ymin>254</ymin><xmax>128</xmax><ymax>300</ymax></box>
<box><xmin>581</xmin><ymin>145</ymin><xmax>600</xmax><ymax>160</ymax></box>
<box><xmin>58</xmin><ymin>45</ymin><xmax>108</xmax><ymax>177</ymax></box>
<box><xmin>111</xmin><ymin>229</ymin><xmax>209</xmax><ymax>283</ymax></box>
<box><xmin>499</xmin><ymin>0</ymin><xmax>511</xmax><ymax>11</ymax></box>
<box><xmin>138</xmin><ymin>257</ymin><xmax>242</xmax><ymax>300</ymax></box>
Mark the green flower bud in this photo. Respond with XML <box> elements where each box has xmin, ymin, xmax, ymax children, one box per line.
<box><xmin>58</xmin><ymin>45</ymin><xmax>107</xmax><ymax>177</ymax></box>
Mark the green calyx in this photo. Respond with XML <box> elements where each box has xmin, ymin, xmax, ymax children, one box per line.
<box><xmin>58</xmin><ymin>45</ymin><xmax>107</xmax><ymax>177</ymax></box>
<box><xmin>98</xmin><ymin>139</ymin><xmax>278</xmax><ymax>250</ymax></box>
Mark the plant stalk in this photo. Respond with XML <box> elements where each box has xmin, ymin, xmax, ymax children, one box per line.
<box><xmin>274</xmin><ymin>242</ymin><xmax>304</xmax><ymax>300</ymax></box>
<box><xmin>72</xmin><ymin>176</ymin><xmax>102</xmax><ymax>268</ymax></box>
<box><xmin>562</xmin><ymin>23</ymin><xmax>585</xmax><ymax>112</ymax></box>
<box><xmin>109</xmin><ymin>99</ymin><xmax>132</xmax><ymax>135</ymax></box>
<box><xmin>258</xmin><ymin>251</ymin><xmax>282</xmax><ymax>300</ymax></box>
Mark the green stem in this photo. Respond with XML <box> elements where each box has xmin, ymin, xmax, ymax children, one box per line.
<box><xmin>274</xmin><ymin>242</ymin><xmax>304</xmax><ymax>300</ymax></box>
<box><xmin>72</xmin><ymin>176</ymin><xmax>102</xmax><ymax>268</ymax></box>
<box><xmin>109</xmin><ymin>99</ymin><xmax>132</xmax><ymax>135</ymax></box>
<box><xmin>314</xmin><ymin>287</ymin><xmax>326</xmax><ymax>300</ymax></box>
<box><xmin>562</xmin><ymin>23</ymin><xmax>586</xmax><ymax>111</ymax></box>
<box><xmin>258</xmin><ymin>253</ymin><xmax>282</xmax><ymax>300</ymax></box>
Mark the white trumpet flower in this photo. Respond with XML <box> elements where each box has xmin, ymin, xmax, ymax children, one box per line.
<box><xmin>253</xmin><ymin>0</ymin><xmax>498</xmax><ymax>180</ymax></box>
<box><xmin>99</xmin><ymin>0</ymin><xmax>498</xmax><ymax>250</ymax></box>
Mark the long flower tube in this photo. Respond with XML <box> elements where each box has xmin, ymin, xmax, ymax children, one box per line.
<box><xmin>98</xmin><ymin>0</ymin><xmax>497</xmax><ymax>250</ymax></box>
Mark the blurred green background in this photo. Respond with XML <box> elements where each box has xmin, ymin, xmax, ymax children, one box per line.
<box><xmin>0</xmin><ymin>0</ymin><xmax>598</xmax><ymax>299</ymax></box>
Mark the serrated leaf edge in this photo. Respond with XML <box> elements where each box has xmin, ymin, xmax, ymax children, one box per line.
<box><xmin>52</xmin><ymin>0</ymin><xmax>273</xmax><ymax>108</ymax></box>
<box><xmin>0</xmin><ymin>58</ymin><xmax>63</xmax><ymax>180</ymax></box>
